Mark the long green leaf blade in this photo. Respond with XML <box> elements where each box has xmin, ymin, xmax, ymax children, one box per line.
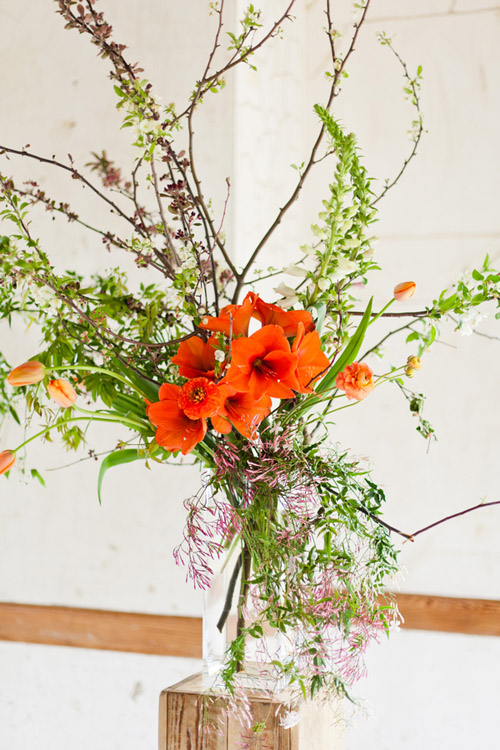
<box><xmin>316</xmin><ymin>297</ymin><xmax>373</xmax><ymax>394</ymax></box>
<box><xmin>97</xmin><ymin>448</ymin><xmax>143</xmax><ymax>504</ymax></box>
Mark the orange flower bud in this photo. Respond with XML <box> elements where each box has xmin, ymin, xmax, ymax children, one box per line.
<box><xmin>0</xmin><ymin>450</ymin><xmax>16</xmax><ymax>476</ymax></box>
<box><xmin>47</xmin><ymin>379</ymin><xmax>77</xmax><ymax>408</ymax></box>
<box><xmin>407</xmin><ymin>355</ymin><xmax>421</xmax><ymax>370</ymax></box>
<box><xmin>7</xmin><ymin>360</ymin><xmax>46</xmax><ymax>386</ymax></box>
<box><xmin>393</xmin><ymin>281</ymin><xmax>416</xmax><ymax>301</ymax></box>
<box><xmin>405</xmin><ymin>366</ymin><xmax>417</xmax><ymax>378</ymax></box>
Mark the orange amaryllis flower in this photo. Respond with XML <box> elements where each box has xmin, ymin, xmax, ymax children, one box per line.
<box><xmin>253</xmin><ymin>297</ymin><xmax>315</xmax><ymax>338</ymax></box>
<box><xmin>0</xmin><ymin>450</ymin><xmax>16</xmax><ymax>476</ymax></box>
<box><xmin>335</xmin><ymin>362</ymin><xmax>374</xmax><ymax>401</ymax></box>
<box><xmin>7</xmin><ymin>360</ymin><xmax>45</xmax><ymax>386</ymax></box>
<box><xmin>212</xmin><ymin>386</ymin><xmax>271</xmax><ymax>439</ymax></box>
<box><xmin>393</xmin><ymin>281</ymin><xmax>416</xmax><ymax>301</ymax></box>
<box><xmin>147</xmin><ymin>383</ymin><xmax>206</xmax><ymax>455</ymax></box>
<box><xmin>292</xmin><ymin>323</ymin><xmax>330</xmax><ymax>393</ymax></box>
<box><xmin>47</xmin><ymin>379</ymin><xmax>77</xmax><ymax>408</ymax></box>
<box><xmin>171</xmin><ymin>335</ymin><xmax>218</xmax><ymax>380</ymax></box>
<box><xmin>177</xmin><ymin>377</ymin><xmax>224</xmax><ymax>419</ymax></box>
<box><xmin>199</xmin><ymin>292</ymin><xmax>258</xmax><ymax>338</ymax></box>
<box><xmin>224</xmin><ymin>325</ymin><xmax>299</xmax><ymax>399</ymax></box>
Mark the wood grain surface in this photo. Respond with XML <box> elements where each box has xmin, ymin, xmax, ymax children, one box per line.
<box><xmin>159</xmin><ymin>672</ymin><xmax>343</xmax><ymax>750</ymax></box>
<box><xmin>0</xmin><ymin>602</ymin><xmax>202</xmax><ymax>657</ymax></box>
<box><xmin>395</xmin><ymin>593</ymin><xmax>500</xmax><ymax>636</ymax></box>
<box><xmin>0</xmin><ymin>593</ymin><xmax>499</xmax><ymax>658</ymax></box>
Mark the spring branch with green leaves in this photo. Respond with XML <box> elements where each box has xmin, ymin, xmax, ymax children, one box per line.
<box><xmin>1</xmin><ymin>0</ymin><xmax>500</xmax><ymax>712</ymax></box>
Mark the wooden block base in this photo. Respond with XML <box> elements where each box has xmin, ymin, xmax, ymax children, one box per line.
<box><xmin>159</xmin><ymin>672</ymin><xmax>343</xmax><ymax>750</ymax></box>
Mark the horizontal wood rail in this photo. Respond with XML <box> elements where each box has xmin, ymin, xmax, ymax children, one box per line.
<box><xmin>0</xmin><ymin>594</ymin><xmax>499</xmax><ymax>657</ymax></box>
<box><xmin>0</xmin><ymin>603</ymin><xmax>202</xmax><ymax>657</ymax></box>
<box><xmin>395</xmin><ymin>593</ymin><xmax>500</xmax><ymax>636</ymax></box>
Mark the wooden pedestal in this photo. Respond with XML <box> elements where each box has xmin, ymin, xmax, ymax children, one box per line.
<box><xmin>159</xmin><ymin>672</ymin><xmax>343</xmax><ymax>750</ymax></box>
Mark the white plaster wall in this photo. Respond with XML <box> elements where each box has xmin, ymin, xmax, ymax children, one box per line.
<box><xmin>0</xmin><ymin>1</ymin><xmax>499</xmax><ymax>749</ymax></box>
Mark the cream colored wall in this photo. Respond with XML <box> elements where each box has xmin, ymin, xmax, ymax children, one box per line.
<box><xmin>0</xmin><ymin>1</ymin><xmax>499</xmax><ymax>748</ymax></box>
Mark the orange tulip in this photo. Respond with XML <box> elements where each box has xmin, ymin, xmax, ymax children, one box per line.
<box><xmin>199</xmin><ymin>292</ymin><xmax>258</xmax><ymax>338</ymax></box>
<box><xmin>171</xmin><ymin>335</ymin><xmax>218</xmax><ymax>380</ymax></box>
<box><xmin>253</xmin><ymin>297</ymin><xmax>315</xmax><ymax>337</ymax></box>
<box><xmin>292</xmin><ymin>322</ymin><xmax>330</xmax><ymax>393</ymax></box>
<box><xmin>147</xmin><ymin>383</ymin><xmax>207</xmax><ymax>455</ymax></box>
<box><xmin>224</xmin><ymin>325</ymin><xmax>299</xmax><ymax>399</ymax></box>
<box><xmin>7</xmin><ymin>360</ymin><xmax>45</xmax><ymax>386</ymax></box>
<box><xmin>393</xmin><ymin>281</ymin><xmax>416</xmax><ymax>301</ymax></box>
<box><xmin>335</xmin><ymin>362</ymin><xmax>374</xmax><ymax>401</ymax></box>
<box><xmin>47</xmin><ymin>379</ymin><xmax>77</xmax><ymax>408</ymax></box>
<box><xmin>0</xmin><ymin>450</ymin><xmax>16</xmax><ymax>476</ymax></box>
<box><xmin>212</xmin><ymin>386</ymin><xmax>271</xmax><ymax>439</ymax></box>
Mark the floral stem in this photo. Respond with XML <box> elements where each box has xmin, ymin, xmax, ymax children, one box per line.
<box><xmin>216</xmin><ymin>553</ymin><xmax>242</xmax><ymax>633</ymax></box>
<box><xmin>368</xmin><ymin>298</ymin><xmax>395</xmax><ymax>326</ymax></box>
<box><xmin>235</xmin><ymin>543</ymin><xmax>251</xmax><ymax>673</ymax></box>
<box><xmin>72</xmin><ymin>405</ymin><xmax>149</xmax><ymax>431</ymax></box>
<box><xmin>50</xmin><ymin>365</ymin><xmax>145</xmax><ymax>397</ymax></box>
<box><xmin>12</xmin><ymin>415</ymin><xmax>145</xmax><ymax>454</ymax></box>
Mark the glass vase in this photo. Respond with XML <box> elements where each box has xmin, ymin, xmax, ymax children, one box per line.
<box><xmin>202</xmin><ymin>548</ymin><xmax>290</xmax><ymax>694</ymax></box>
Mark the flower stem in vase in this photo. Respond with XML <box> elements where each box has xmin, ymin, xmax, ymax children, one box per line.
<box><xmin>235</xmin><ymin>543</ymin><xmax>252</xmax><ymax>673</ymax></box>
<box><xmin>216</xmin><ymin>553</ymin><xmax>242</xmax><ymax>633</ymax></box>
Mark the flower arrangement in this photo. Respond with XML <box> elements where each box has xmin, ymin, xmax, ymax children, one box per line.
<box><xmin>1</xmin><ymin>0</ymin><xmax>499</xmax><ymax>717</ymax></box>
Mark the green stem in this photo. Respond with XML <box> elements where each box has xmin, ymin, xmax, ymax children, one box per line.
<box><xmin>50</xmin><ymin>365</ymin><xmax>146</xmax><ymax>397</ymax></box>
<box><xmin>72</xmin><ymin>405</ymin><xmax>150</xmax><ymax>431</ymax></box>
<box><xmin>235</xmin><ymin>543</ymin><xmax>252</xmax><ymax>673</ymax></box>
<box><xmin>368</xmin><ymin>298</ymin><xmax>395</xmax><ymax>326</ymax></box>
<box><xmin>13</xmin><ymin>414</ymin><xmax>149</xmax><ymax>454</ymax></box>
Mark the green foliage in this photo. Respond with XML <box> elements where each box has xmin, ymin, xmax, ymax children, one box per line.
<box><xmin>97</xmin><ymin>447</ymin><xmax>145</xmax><ymax>504</ymax></box>
<box><xmin>212</xmin><ymin>428</ymin><xmax>399</xmax><ymax>699</ymax></box>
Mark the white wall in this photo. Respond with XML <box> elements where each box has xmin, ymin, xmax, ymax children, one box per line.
<box><xmin>0</xmin><ymin>1</ymin><xmax>499</xmax><ymax>748</ymax></box>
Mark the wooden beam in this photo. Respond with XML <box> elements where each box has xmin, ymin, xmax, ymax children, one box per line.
<box><xmin>395</xmin><ymin>593</ymin><xmax>500</xmax><ymax>637</ymax></box>
<box><xmin>0</xmin><ymin>594</ymin><xmax>499</xmax><ymax>658</ymax></box>
<box><xmin>0</xmin><ymin>602</ymin><xmax>202</xmax><ymax>657</ymax></box>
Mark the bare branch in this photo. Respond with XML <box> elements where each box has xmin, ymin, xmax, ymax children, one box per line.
<box><xmin>171</xmin><ymin>0</ymin><xmax>297</xmax><ymax>125</ymax></box>
<box><xmin>232</xmin><ymin>0</ymin><xmax>373</xmax><ymax>301</ymax></box>
<box><xmin>0</xmin><ymin>144</ymin><xmax>145</xmax><ymax>235</ymax></box>
<box><xmin>362</xmin><ymin>501</ymin><xmax>500</xmax><ymax>542</ymax></box>
<box><xmin>371</xmin><ymin>37</ymin><xmax>424</xmax><ymax>207</ymax></box>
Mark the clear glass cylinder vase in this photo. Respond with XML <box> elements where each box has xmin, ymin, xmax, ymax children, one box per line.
<box><xmin>202</xmin><ymin>551</ymin><xmax>291</xmax><ymax>694</ymax></box>
<box><xmin>200</xmin><ymin>480</ymin><xmax>291</xmax><ymax>694</ymax></box>
<box><xmin>202</xmin><ymin>553</ymin><xmax>230</xmax><ymax>681</ymax></box>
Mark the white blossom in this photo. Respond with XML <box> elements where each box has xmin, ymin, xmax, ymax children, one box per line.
<box><xmin>274</xmin><ymin>282</ymin><xmax>299</xmax><ymax>308</ymax></box>
<box><xmin>329</xmin><ymin>256</ymin><xmax>360</xmax><ymax>282</ymax></box>
<box><xmin>284</xmin><ymin>263</ymin><xmax>308</xmax><ymax>277</ymax></box>
<box><xmin>456</xmin><ymin>309</ymin><xmax>487</xmax><ymax>336</ymax></box>
<box><xmin>300</xmin><ymin>244</ymin><xmax>316</xmax><ymax>256</ymax></box>
<box><xmin>30</xmin><ymin>285</ymin><xmax>62</xmax><ymax>313</ymax></box>
<box><xmin>280</xmin><ymin>710</ymin><xmax>300</xmax><ymax>729</ymax></box>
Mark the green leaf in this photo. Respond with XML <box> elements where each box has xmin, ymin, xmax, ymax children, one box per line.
<box><xmin>112</xmin><ymin>358</ymin><xmax>160</xmax><ymax>402</ymax></box>
<box><xmin>472</xmin><ymin>269</ymin><xmax>484</xmax><ymax>281</ymax></box>
<box><xmin>312</xmin><ymin>302</ymin><xmax>327</xmax><ymax>334</ymax></box>
<box><xmin>316</xmin><ymin>297</ymin><xmax>373</xmax><ymax>394</ymax></box>
<box><xmin>8</xmin><ymin>405</ymin><xmax>20</xmax><ymax>425</ymax></box>
<box><xmin>439</xmin><ymin>293</ymin><xmax>457</xmax><ymax>312</ymax></box>
<box><xmin>30</xmin><ymin>468</ymin><xmax>45</xmax><ymax>487</ymax></box>
<box><xmin>97</xmin><ymin>449</ymin><xmax>143</xmax><ymax>504</ymax></box>
<box><xmin>405</xmin><ymin>331</ymin><xmax>419</xmax><ymax>343</ymax></box>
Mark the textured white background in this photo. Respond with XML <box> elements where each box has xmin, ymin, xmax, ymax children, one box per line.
<box><xmin>0</xmin><ymin>1</ymin><xmax>499</xmax><ymax>748</ymax></box>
